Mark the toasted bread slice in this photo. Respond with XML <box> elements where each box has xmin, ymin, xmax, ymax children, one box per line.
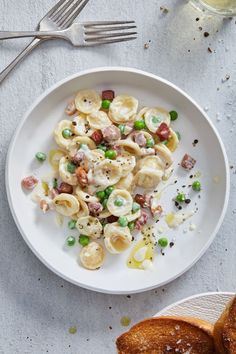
<box><xmin>116</xmin><ymin>316</ymin><xmax>215</xmax><ymax>354</ymax></box>
<box><xmin>213</xmin><ymin>296</ymin><xmax>236</xmax><ymax>354</ymax></box>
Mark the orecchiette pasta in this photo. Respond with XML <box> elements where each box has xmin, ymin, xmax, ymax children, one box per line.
<box><xmin>75</xmin><ymin>90</ymin><xmax>102</xmax><ymax>114</ymax></box>
<box><xmin>72</xmin><ymin>114</ymin><xmax>95</xmax><ymax>137</ymax></box>
<box><xmin>135</xmin><ymin>167</ymin><xmax>163</xmax><ymax>189</ymax></box>
<box><xmin>116</xmin><ymin>152</ymin><xmax>136</xmax><ymax>176</ymax></box>
<box><xmin>87</xmin><ymin>111</ymin><xmax>112</xmax><ymax>130</ymax></box>
<box><xmin>53</xmin><ymin>194</ymin><xmax>80</xmax><ymax>216</ymax></box>
<box><xmin>115</xmin><ymin>172</ymin><xmax>134</xmax><ymax>192</ymax></box>
<box><xmin>116</xmin><ymin>140</ymin><xmax>141</xmax><ymax>156</ymax></box>
<box><xmin>54</xmin><ymin>120</ymin><xmax>73</xmax><ymax>150</ymax></box>
<box><xmin>109</xmin><ymin>95</ymin><xmax>138</xmax><ymax>123</ymax></box>
<box><xmin>154</xmin><ymin>143</ymin><xmax>173</xmax><ymax>168</ymax></box>
<box><xmin>107</xmin><ymin>189</ymin><xmax>133</xmax><ymax>216</ymax></box>
<box><xmin>93</xmin><ymin>160</ymin><xmax>122</xmax><ymax>187</ymax></box>
<box><xmin>104</xmin><ymin>223</ymin><xmax>132</xmax><ymax>254</ymax></box>
<box><xmin>79</xmin><ymin>242</ymin><xmax>105</xmax><ymax>269</ymax></box>
<box><xmin>68</xmin><ymin>136</ymin><xmax>96</xmax><ymax>156</ymax></box>
<box><xmin>76</xmin><ymin>216</ymin><xmax>103</xmax><ymax>239</ymax></box>
<box><xmin>166</xmin><ymin>128</ymin><xmax>179</xmax><ymax>152</ymax></box>
<box><xmin>75</xmin><ymin>188</ymin><xmax>99</xmax><ymax>203</ymax></box>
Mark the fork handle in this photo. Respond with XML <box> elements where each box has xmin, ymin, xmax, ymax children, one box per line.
<box><xmin>0</xmin><ymin>38</ymin><xmax>42</xmax><ymax>84</ymax></box>
<box><xmin>0</xmin><ymin>30</ymin><xmax>68</xmax><ymax>40</ymax></box>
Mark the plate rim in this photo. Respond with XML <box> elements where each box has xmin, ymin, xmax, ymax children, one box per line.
<box><xmin>5</xmin><ymin>66</ymin><xmax>230</xmax><ymax>294</ymax></box>
<box><xmin>155</xmin><ymin>291</ymin><xmax>235</xmax><ymax>317</ymax></box>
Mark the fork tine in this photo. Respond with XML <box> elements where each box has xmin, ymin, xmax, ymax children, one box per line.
<box><xmin>51</xmin><ymin>0</ymin><xmax>75</xmax><ymax>21</ymax></box>
<box><xmin>85</xmin><ymin>36</ymin><xmax>137</xmax><ymax>46</ymax></box>
<box><xmin>84</xmin><ymin>21</ymin><xmax>135</xmax><ymax>27</ymax></box>
<box><xmin>85</xmin><ymin>25</ymin><xmax>137</xmax><ymax>35</ymax></box>
<box><xmin>59</xmin><ymin>0</ymin><xmax>90</xmax><ymax>28</ymax></box>
<box><xmin>86</xmin><ymin>31</ymin><xmax>137</xmax><ymax>41</ymax></box>
<box><xmin>45</xmin><ymin>0</ymin><xmax>71</xmax><ymax>19</ymax></box>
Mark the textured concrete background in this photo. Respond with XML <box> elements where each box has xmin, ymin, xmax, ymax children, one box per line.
<box><xmin>0</xmin><ymin>0</ymin><xmax>235</xmax><ymax>353</ymax></box>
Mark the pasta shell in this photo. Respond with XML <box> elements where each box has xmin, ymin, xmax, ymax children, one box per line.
<box><xmin>79</xmin><ymin>242</ymin><xmax>105</xmax><ymax>270</ymax></box>
<box><xmin>68</xmin><ymin>136</ymin><xmax>96</xmax><ymax>157</ymax></box>
<box><xmin>49</xmin><ymin>149</ymin><xmax>66</xmax><ymax>170</ymax></box>
<box><xmin>72</xmin><ymin>114</ymin><xmax>95</xmax><ymax>137</ymax></box>
<box><xmin>126</xmin><ymin>209</ymin><xmax>141</xmax><ymax>222</ymax></box>
<box><xmin>136</xmin><ymin>107</ymin><xmax>149</xmax><ymax>120</ymax></box>
<box><xmin>59</xmin><ymin>156</ymin><xmax>78</xmax><ymax>186</ymax></box>
<box><xmin>115</xmin><ymin>173</ymin><xmax>134</xmax><ymax>192</ymax></box>
<box><xmin>116</xmin><ymin>152</ymin><xmax>136</xmax><ymax>176</ymax></box>
<box><xmin>87</xmin><ymin>111</ymin><xmax>112</xmax><ymax>130</ymax></box>
<box><xmin>76</xmin><ymin>198</ymin><xmax>89</xmax><ymax>218</ymax></box>
<box><xmin>93</xmin><ymin>160</ymin><xmax>122</xmax><ymax>187</ymax></box>
<box><xmin>53</xmin><ymin>194</ymin><xmax>80</xmax><ymax>216</ymax></box>
<box><xmin>107</xmin><ymin>189</ymin><xmax>133</xmax><ymax>216</ymax></box>
<box><xmin>54</xmin><ymin>120</ymin><xmax>73</xmax><ymax>150</ymax></box>
<box><xmin>135</xmin><ymin>155</ymin><xmax>165</xmax><ymax>173</ymax></box>
<box><xmin>109</xmin><ymin>95</ymin><xmax>138</xmax><ymax>123</ymax></box>
<box><xmin>144</xmin><ymin>107</ymin><xmax>170</xmax><ymax>133</ymax></box>
<box><xmin>75</xmin><ymin>90</ymin><xmax>102</xmax><ymax>114</ymax></box>
<box><xmin>154</xmin><ymin>143</ymin><xmax>173</xmax><ymax>168</ymax></box>
<box><xmin>135</xmin><ymin>167</ymin><xmax>163</xmax><ymax>189</ymax></box>
<box><xmin>76</xmin><ymin>216</ymin><xmax>102</xmax><ymax>239</ymax></box>
<box><xmin>104</xmin><ymin>223</ymin><xmax>132</xmax><ymax>254</ymax></box>
<box><xmin>116</xmin><ymin>140</ymin><xmax>141</xmax><ymax>156</ymax></box>
<box><xmin>166</xmin><ymin>128</ymin><xmax>179</xmax><ymax>152</ymax></box>
<box><xmin>75</xmin><ymin>188</ymin><xmax>99</xmax><ymax>203</ymax></box>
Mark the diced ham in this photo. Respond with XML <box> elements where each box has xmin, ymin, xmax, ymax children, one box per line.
<box><xmin>65</xmin><ymin>100</ymin><xmax>76</xmax><ymax>116</ymax></box>
<box><xmin>88</xmin><ymin>202</ymin><xmax>103</xmax><ymax>216</ymax></box>
<box><xmin>76</xmin><ymin>167</ymin><xmax>88</xmax><ymax>187</ymax></box>
<box><xmin>102</xmin><ymin>125</ymin><xmax>121</xmax><ymax>142</ymax></box>
<box><xmin>181</xmin><ymin>154</ymin><xmax>196</xmax><ymax>170</ymax></box>
<box><xmin>107</xmin><ymin>215</ymin><xmax>119</xmax><ymax>223</ymax></box>
<box><xmin>48</xmin><ymin>188</ymin><xmax>59</xmax><ymax>199</ymax></box>
<box><xmin>21</xmin><ymin>176</ymin><xmax>38</xmax><ymax>190</ymax></box>
<box><xmin>102</xmin><ymin>90</ymin><xmax>115</xmax><ymax>101</ymax></box>
<box><xmin>71</xmin><ymin>151</ymin><xmax>85</xmax><ymax>165</ymax></box>
<box><xmin>156</xmin><ymin>123</ymin><xmax>170</xmax><ymax>141</ymax></box>
<box><xmin>91</xmin><ymin>130</ymin><xmax>103</xmax><ymax>145</ymax></box>
<box><xmin>134</xmin><ymin>132</ymin><xmax>146</xmax><ymax>147</ymax></box>
<box><xmin>135</xmin><ymin>211</ymin><xmax>149</xmax><ymax>230</ymax></box>
<box><xmin>58</xmin><ymin>182</ymin><xmax>73</xmax><ymax>194</ymax></box>
<box><xmin>134</xmin><ymin>194</ymin><xmax>146</xmax><ymax>207</ymax></box>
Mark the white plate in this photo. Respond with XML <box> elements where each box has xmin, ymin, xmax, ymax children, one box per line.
<box><xmin>155</xmin><ymin>292</ymin><xmax>235</xmax><ymax>323</ymax></box>
<box><xmin>6</xmin><ymin>67</ymin><xmax>230</xmax><ymax>294</ymax></box>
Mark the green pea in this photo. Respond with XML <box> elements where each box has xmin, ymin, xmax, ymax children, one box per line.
<box><xmin>114</xmin><ymin>198</ymin><xmax>124</xmax><ymax>207</ymax></box>
<box><xmin>105</xmin><ymin>186</ymin><xmax>114</xmax><ymax>196</ymax></box>
<box><xmin>35</xmin><ymin>152</ymin><xmax>47</xmax><ymax>162</ymax></box>
<box><xmin>118</xmin><ymin>124</ymin><xmax>125</xmax><ymax>134</ymax></box>
<box><xmin>158</xmin><ymin>237</ymin><xmax>169</xmax><ymax>248</ymax></box>
<box><xmin>97</xmin><ymin>144</ymin><xmax>107</xmax><ymax>152</ymax></box>
<box><xmin>79</xmin><ymin>235</ymin><xmax>90</xmax><ymax>247</ymax></box>
<box><xmin>67</xmin><ymin>162</ymin><xmax>76</xmax><ymax>174</ymax></box>
<box><xmin>134</xmin><ymin>120</ymin><xmax>146</xmax><ymax>130</ymax></box>
<box><xmin>118</xmin><ymin>216</ymin><xmax>128</xmax><ymax>227</ymax></box>
<box><xmin>102</xmin><ymin>99</ymin><xmax>111</xmax><ymax>110</ymax></box>
<box><xmin>96</xmin><ymin>190</ymin><xmax>106</xmax><ymax>201</ymax></box>
<box><xmin>162</xmin><ymin>140</ymin><xmax>168</xmax><ymax>145</ymax></box>
<box><xmin>68</xmin><ymin>220</ymin><xmax>77</xmax><ymax>230</ymax></box>
<box><xmin>105</xmin><ymin>150</ymin><xmax>117</xmax><ymax>160</ymax></box>
<box><xmin>169</xmin><ymin>110</ymin><xmax>178</xmax><ymax>121</ymax></box>
<box><xmin>102</xmin><ymin>198</ymin><xmax>108</xmax><ymax>209</ymax></box>
<box><xmin>52</xmin><ymin>178</ymin><xmax>58</xmax><ymax>189</ymax></box>
<box><xmin>66</xmin><ymin>236</ymin><xmax>76</xmax><ymax>247</ymax></box>
<box><xmin>176</xmin><ymin>193</ymin><xmax>186</xmax><ymax>203</ymax></box>
<box><xmin>128</xmin><ymin>222</ymin><xmax>135</xmax><ymax>231</ymax></box>
<box><xmin>192</xmin><ymin>181</ymin><xmax>201</xmax><ymax>192</ymax></box>
<box><xmin>176</xmin><ymin>131</ymin><xmax>181</xmax><ymax>141</ymax></box>
<box><xmin>146</xmin><ymin>138</ymin><xmax>154</xmax><ymax>148</ymax></box>
<box><xmin>62</xmin><ymin>128</ymin><xmax>72</xmax><ymax>139</ymax></box>
<box><xmin>132</xmin><ymin>202</ymin><xmax>141</xmax><ymax>213</ymax></box>
<box><xmin>152</xmin><ymin>116</ymin><xmax>161</xmax><ymax>124</ymax></box>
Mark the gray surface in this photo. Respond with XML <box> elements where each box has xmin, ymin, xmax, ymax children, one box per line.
<box><xmin>0</xmin><ymin>0</ymin><xmax>235</xmax><ymax>353</ymax></box>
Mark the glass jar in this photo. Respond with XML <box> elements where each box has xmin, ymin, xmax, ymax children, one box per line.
<box><xmin>191</xmin><ymin>0</ymin><xmax>236</xmax><ymax>16</ymax></box>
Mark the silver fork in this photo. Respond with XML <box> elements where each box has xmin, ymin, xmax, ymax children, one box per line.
<box><xmin>0</xmin><ymin>21</ymin><xmax>137</xmax><ymax>46</ymax></box>
<box><xmin>0</xmin><ymin>0</ymin><xmax>89</xmax><ymax>84</ymax></box>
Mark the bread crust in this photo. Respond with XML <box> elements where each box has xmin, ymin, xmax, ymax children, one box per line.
<box><xmin>213</xmin><ymin>296</ymin><xmax>236</xmax><ymax>354</ymax></box>
<box><xmin>116</xmin><ymin>316</ymin><xmax>215</xmax><ymax>354</ymax></box>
